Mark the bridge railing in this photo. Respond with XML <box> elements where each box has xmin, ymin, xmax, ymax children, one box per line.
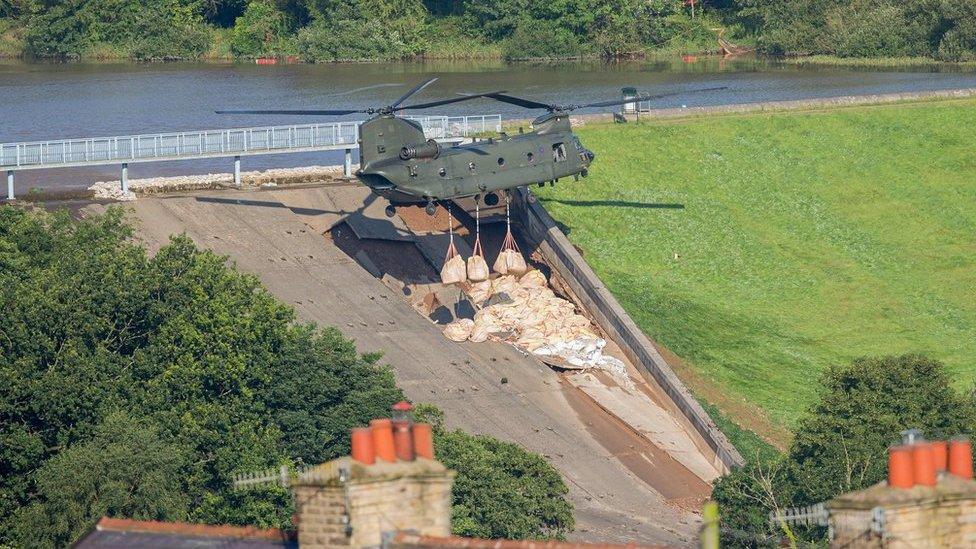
<box><xmin>0</xmin><ymin>114</ymin><xmax>502</xmax><ymax>171</ymax></box>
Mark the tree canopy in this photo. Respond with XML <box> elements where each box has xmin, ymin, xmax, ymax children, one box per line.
<box><xmin>0</xmin><ymin>206</ymin><xmax>573</xmax><ymax>547</ymax></box>
<box><xmin>6</xmin><ymin>0</ymin><xmax>976</xmax><ymax>60</ymax></box>
<box><xmin>414</xmin><ymin>404</ymin><xmax>575</xmax><ymax>540</ymax></box>
<box><xmin>712</xmin><ymin>355</ymin><xmax>976</xmax><ymax>545</ymax></box>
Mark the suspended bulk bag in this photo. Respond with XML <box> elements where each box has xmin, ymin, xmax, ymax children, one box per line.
<box><xmin>440</xmin><ymin>206</ymin><xmax>468</xmax><ymax>284</ymax></box>
<box><xmin>494</xmin><ymin>233</ymin><xmax>528</xmax><ymax>276</ymax></box>
<box><xmin>493</xmin><ymin>199</ymin><xmax>528</xmax><ymax>275</ymax></box>
<box><xmin>442</xmin><ymin>247</ymin><xmax>467</xmax><ymax>285</ymax></box>
<box><xmin>467</xmin><ymin>203</ymin><xmax>490</xmax><ymax>282</ymax></box>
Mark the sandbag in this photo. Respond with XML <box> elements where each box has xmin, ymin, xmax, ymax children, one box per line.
<box><xmin>467</xmin><ymin>255</ymin><xmax>489</xmax><ymax>282</ymax></box>
<box><xmin>441</xmin><ymin>208</ymin><xmax>467</xmax><ymax>284</ymax></box>
<box><xmin>494</xmin><ymin>221</ymin><xmax>527</xmax><ymax>275</ymax></box>
<box><xmin>519</xmin><ymin>269</ymin><xmax>547</xmax><ymax>288</ymax></box>
<box><xmin>441</xmin><ymin>255</ymin><xmax>467</xmax><ymax>284</ymax></box>
<box><xmin>468</xmin><ymin>206</ymin><xmax>490</xmax><ymax>282</ymax></box>
<box><xmin>468</xmin><ymin>324</ymin><xmax>490</xmax><ymax>343</ymax></box>
<box><xmin>443</xmin><ymin>319</ymin><xmax>474</xmax><ymax>342</ymax></box>
<box><xmin>466</xmin><ymin>279</ymin><xmax>494</xmax><ymax>304</ymax></box>
<box><xmin>494</xmin><ymin>249</ymin><xmax>527</xmax><ymax>276</ymax></box>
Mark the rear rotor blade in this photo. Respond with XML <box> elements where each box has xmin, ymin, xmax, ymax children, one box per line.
<box><xmin>479</xmin><ymin>93</ymin><xmax>554</xmax><ymax>110</ymax></box>
<box><xmin>390</xmin><ymin>78</ymin><xmax>438</xmax><ymax>108</ymax></box>
<box><xmin>216</xmin><ymin>109</ymin><xmax>362</xmax><ymax>115</ymax></box>
<box><xmin>398</xmin><ymin>91</ymin><xmax>506</xmax><ymax>111</ymax></box>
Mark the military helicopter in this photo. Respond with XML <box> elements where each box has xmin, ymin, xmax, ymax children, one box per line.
<box><xmin>218</xmin><ymin>78</ymin><xmax>721</xmax><ymax>217</ymax></box>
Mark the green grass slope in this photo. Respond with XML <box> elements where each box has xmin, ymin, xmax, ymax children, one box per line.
<box><xmin>537</xmin><ymin>100</ymin><xmax>976</xmax><ymax>437</ymax></box>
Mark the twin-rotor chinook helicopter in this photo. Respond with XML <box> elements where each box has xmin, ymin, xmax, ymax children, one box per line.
<box><xmin>219</xmin><ymin>78</ymin><xmax>721</xmax><ymax>217</ymax></box>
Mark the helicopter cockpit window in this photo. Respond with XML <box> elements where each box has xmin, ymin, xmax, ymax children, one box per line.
<box><xmin>553</xmin><ymin>143</ymin><xmax>567</xmax><ymax>162</ymax></box>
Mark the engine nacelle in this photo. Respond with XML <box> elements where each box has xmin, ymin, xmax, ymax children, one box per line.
<box><xmin>400</xmin><ymin>139</ymin><xmax>440</xmax><ymax>160</ymax></box>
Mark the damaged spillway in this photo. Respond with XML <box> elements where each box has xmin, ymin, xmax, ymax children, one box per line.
<box><xmin>328</xmin><ymin>194</ymin><xmax>728</xmax><ymax>487</ymax></box>
<box><xmin>109</xmin><ymin>182</ymin><xmax>738</xmax><ymax>545</ymax></box>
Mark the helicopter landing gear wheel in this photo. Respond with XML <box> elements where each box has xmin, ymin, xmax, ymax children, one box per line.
<box><xmin>425</xmin><ymin>200</ymin><xmax>437</xmax><ymax>216</ymax></box>
<box><xmin>384</xmin><ymin>204</ymin><xmax>396</xmax><ymax>218</ymax></box>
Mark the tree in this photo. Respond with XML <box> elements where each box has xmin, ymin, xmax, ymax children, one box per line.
<box><xmin>788</xmin><ymin>355</ymin><xmax>975</xmax><ymax>503</ymax></box>
<box><xmin>0</xmin><ymin>207</ymin><xmax>402</xmax><ymax>545</ymax></box>
<box><xmin>414</xmin><ymin>404</ymin><xmax>575</xmax><ymax>540</ymax></box>
<box><xmin>0</xmin><ymin>207</ymin><xmax>574</xmax><ymax>545</ymax></box>
<box><xmin>713</xmin><ymin>354</ymin><xmax>976</xmax><ymax>545</ymax></box>
<box><xmin>7</xmin><ymin>414</ymin><xmax>191</xmax><ymax>548</ymax></box>
<box><xmin>230</xmin><ymin>0</ymin><xmax>293</xmax><ymax>57</ymax></box>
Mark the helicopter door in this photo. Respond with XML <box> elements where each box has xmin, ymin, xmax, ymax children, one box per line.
<box><xmin>552</xmin><ymin>143</ymin><xmax>567</xmax><ymax>162</ymax></box>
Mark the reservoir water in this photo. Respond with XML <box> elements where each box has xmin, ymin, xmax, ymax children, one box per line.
<box><xmin>3</xmin><ymin>57</ymin><xmax>976</xmax><ymax>192</ymax></box>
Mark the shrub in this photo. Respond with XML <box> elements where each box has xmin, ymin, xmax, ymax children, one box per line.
<box><xmin>297</xmin><ymin>17</ymin><xmax>427</xmax><ymax>62</ymax></box>
<box><xmin>23</xmin><ymin>0</ymin><xmax>212</xmax><ymax>60</ymax></box>
<box><xmin>414</xmin><ymin>404</ymin><xmax>575</xmax><ymax>540</ymax></box>
<box><xmin>230</xmin><ymin>0</ymin><xmax>293</xmax><ymax>58</ymax></box>
<box><xmin>130</xmin><ymin>6</ymin><xmax>212</xmax><ymax>60</ymax></box>
<box><xmin>502</xmin><ymin>20</ymin><xmax>585</xmax><ymax>60</ymax></box>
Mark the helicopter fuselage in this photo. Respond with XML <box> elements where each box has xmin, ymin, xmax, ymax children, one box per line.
<box><xmin>356</xmin><ymin>113</ymin><xmax>594</xmax><ymax>205</ymax></box>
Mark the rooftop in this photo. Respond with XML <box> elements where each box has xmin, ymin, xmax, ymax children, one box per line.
<box><xmin>73</xmin><ymin>517</ymin><xmax>297</xmax><ymax>549</ymax></box>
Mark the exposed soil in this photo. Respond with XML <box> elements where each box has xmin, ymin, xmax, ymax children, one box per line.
<box><xmin>560</xmin><ymin>376</ymin><xmax>711</xmax><ymax>505</ymax></box>
<box><xmin>397</xmin><ymin>204</ymin><xmax>467</xmax><ymax>235</ymax></box>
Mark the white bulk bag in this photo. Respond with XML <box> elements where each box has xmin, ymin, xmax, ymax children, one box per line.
<box><xmin>443</xmin><ymin>319</ymin><xmax>474</xmax><ymax>342</ymax></box>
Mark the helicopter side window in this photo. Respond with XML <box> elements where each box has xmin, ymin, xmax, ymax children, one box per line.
<box><xmin>527</xmin><ymin>152</ymin><xmax>534</xmax><ymax>162</ymax></box>
<box><xmin>553</xmin><ymin>143</ymin><xmax>567</xmax><ymax>162</ymax></box>
<box><xmin>438</xmin><ymin>167</ymin><xmax>447</xmax><ymax>177</ymax></box>
<box><xmin>497</xmin><ymin>157</ymin><xmax>505</xmax><ymax>166</ymax></box>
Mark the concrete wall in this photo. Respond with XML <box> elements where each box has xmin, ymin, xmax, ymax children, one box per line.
<box><xmin>511</xmin><ymin>188</ymin><xmax>744</xmax><ymax>470</ymax></box>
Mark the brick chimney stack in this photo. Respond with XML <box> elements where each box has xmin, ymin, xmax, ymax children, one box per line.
<box><xmin>829</xmin><ymin>432</ymin><xmax>976</xmax><ymax>548</ymax></box>
<box><xmin>292</xmin><ymin>403</ymin><xmax>454</xmax><ymax>548</ymax></box>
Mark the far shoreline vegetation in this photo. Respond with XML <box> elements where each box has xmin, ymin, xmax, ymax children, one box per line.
<box><xmin>4</xmin><ymin>0</ymin><xmax>976</xmax><ymax>67</ymax></box>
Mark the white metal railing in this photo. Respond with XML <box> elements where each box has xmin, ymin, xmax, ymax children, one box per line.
<box><xmin>0</xmin><ymin>114</ymin><xmax>502</xmax><ymax>171</ymax></box>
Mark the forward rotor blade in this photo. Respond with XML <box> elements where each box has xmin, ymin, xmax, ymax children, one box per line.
<box><xmin>399</xmin><ymin>91</ymin><xmax>506</xmax><ymax>111</ymax></box>
<box><xmin>624</xmin><ymin>86</ymin><xmax>729</xmax><ymax>105</ymax></box>
<box><xmin>330</xmin><ymin>83</ymin><xmax>403</xmax><ymax>97</ymax></box>
<box><xmin>391</xmin><ymin>78</ymin><xmax>438</xmax><ymax>108</ymax></box>
<box><xmin>216</xmin><ymin>109</ymin><xmax>362</xmax><ymax>115</ymax></box>
<box><xmin>479</xmin><ymin>93</ymin><xmax>554</xmax><ymax>110</ymax></box>
<box><xmin>579</xmin><ymin>87</ymin><xmax>727</xmax><ymax>109</ymax></box>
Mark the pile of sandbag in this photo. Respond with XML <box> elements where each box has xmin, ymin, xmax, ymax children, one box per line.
<box><xmin>533</xmin><ymin>337</ymin><xmax>627</xmax><ymax>376</ymax></box>
<box><xmin>442</xmin><ymin>269</ymin><xmax>617</xmax><ymax>365</ymax></box>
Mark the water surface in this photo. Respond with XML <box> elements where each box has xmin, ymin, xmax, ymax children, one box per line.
<box><xmin>3</xmin><ymin>57</ymin><xmax>975</xmax><ymax>191</ymax></box>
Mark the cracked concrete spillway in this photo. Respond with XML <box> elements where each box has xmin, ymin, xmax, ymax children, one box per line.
<box><xmin>92</xmin><ymin>183</ymin><xmax>720</xmax><ymax>546</ymax></box>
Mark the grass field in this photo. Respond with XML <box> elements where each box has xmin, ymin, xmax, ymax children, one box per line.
<box><xmin>536</xmin><ymin>99</ymin><xmax>976</xmax><ymax>446</ymax></box>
